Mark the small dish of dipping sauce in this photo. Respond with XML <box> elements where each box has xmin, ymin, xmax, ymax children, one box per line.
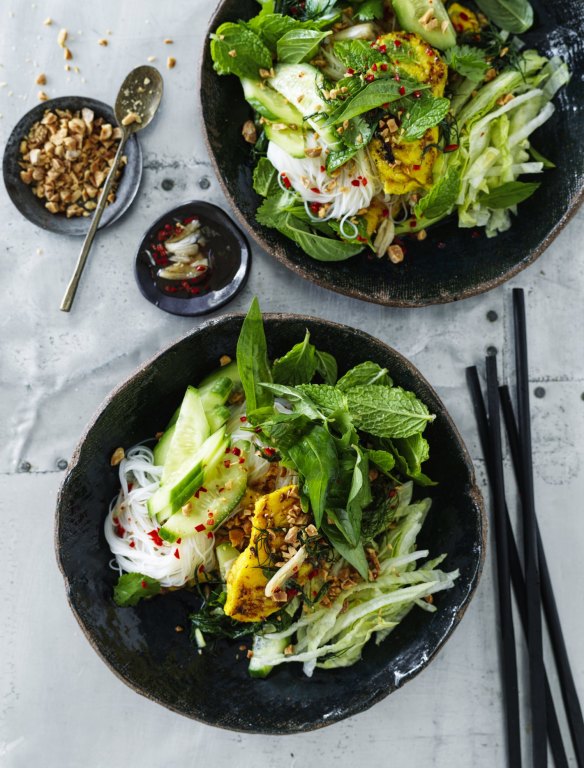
<box><xmin>134</xmin><ymin>201</ymin><xmax>250</xmax><ymax>316</ymax></box>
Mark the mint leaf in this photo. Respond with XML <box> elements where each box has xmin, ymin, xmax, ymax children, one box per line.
<box><xmin>444</xmin><ymin>45</ymin><xmax>489</xmax><ymax>82</ymax></box>
<box><xmin>260</xmin><ymin>382</ymin><xmax>327</xmax><ymax>421</ymax></box>
<box><xmin>354</xmin><ymin>0</ymin><xmax>384</xmax><ymax>20</ymax></box>
<box><xmin>248</xmin><ymin>14</ymin><xmax>321</xmax><ymax>50</ymax></box>
<box><xmin>237</xmin><ymin>298</ymin><xmax>273</xmax><ymax>416</ymax></box>
<box><xmin>346</xmin><ymin>385</ymin><xmax>435</xmax><ymax>438</ymax></box>
<box><xmin>315</xmin><ymin>350</ymin><xmax>337</xmax><ymax>384</ymax></box>
<box><xmin>210</xmin><ymin>22</ymin><xmax>272</xmax><ymax>79</ymax></box>
<box><xmin>478</xmin><ymin>181</ymin><xmax>540</xmax><ymax>209</ymax></box>
<box><xmin>337</xmin><ymin>361</ymin><xmax>392</xmax><ymax>390</ymax></box>
<box><xmin>260</xmin><ymin>412</ymin><xmax>313</xmax><ymax>450</ymax></box>
<box><xmin>400</xmin><ymin>95</ymin><xmax>451</xmax><ymax>141</ymax></box>
<box><xmin>277</xmin><ymin>29</ymin><xmax>331</xmax><ymax>63</ymax></box>
<box><xmin>296</xmin><ymin>383</ymin><xmax>348</xmax><ymax>415</ymax></box>
<box><xmin>253</xmin><ymin>157</ymin><xmax>279</xmax><ymax>197</ymax></box>
<box><xmin>114</xmin><ymin>573</ymin><xmax>161</xmax><ymax>607</ymax></box>
<box><xmin>326</xmin><ymin>145</ymin><xmax>360</xmax><ymax>173</ymax></box>
<box><xmin>272</xmin><ymin>330</ymin><xmax>317</xmax><ymax>385</ymax></box>
<box><xmin>415</xmin><ymin>160</ymin><xmax>461</xmax><ymax>221</ymax></box>
<box><xmin>333</xmin><ymin>39</ymin><xmax>386</xmax><ymax>71</ymax></box>
<box><xmin>367</xmin><ymin>449</ymin><xmax>396</xmax><ymax>475</ymax></box>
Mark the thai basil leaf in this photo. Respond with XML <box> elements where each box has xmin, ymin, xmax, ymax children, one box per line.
<box><xmin>315</xmin><ymin>350</ymin><xmax>338</xmax><ymax>384</ymax></box>
<box><xmin>346</xmin><ymin>445</ymin><xmax>372</xmax><ymax>536</ymax></box>
<box><xmin>277</xmin><ymin>29</ymin><xmax>332</xmax><ymax>63</ymax></box>
<box><xmin>210</xmin><ymin>22</ymin><xmax>273</xmax><ymax>79</ymax></box>
<box><xmin>400</xmin><ymin>95</ymin><xmax>451</xmax><ymax>141</ymax></box>
<box><xmin>260</xmin><ymin>382</ymin><xmax>327</xmax><ymax>421</ymax></box>
<box><xmin>324</xmin><ymin>78</ymin><xmax>426</xmax><ymax>127</ymax></box>
<box><xmin>326</xmin><ymin>145</ymin><xmax>360</xmax><ymax>173</ymax></box>
<box><xmin>346</xmin><ymin>385</ymin><xmax>435</xmax><ymax>438</ymax></box>
<box><xmin>288</xmin><ymin>424</ymin><xmax>339</xmax><ymax>527</ymax></box>
<box><xmin>305</xmin><ymin>0</ymin><xmax>338</xmax><ymax>18</ymax></box>
<box><xmin>475</xmin><ymin>0</ymin><xmax>534</xmax><ymax>33</ymax></box>
<box><xmin>341</xmin><ymin>114</ymin><xmax>376</xmax><ymax>149</ymax></box>
<box><xmin>114</xmin><ymin>573</ymin><xmax>161</xmax><ymax>607</ymax></box>
<box><xmin>337</xmin><ymin>361</ymin><xmax>392</xmax><ymax>390</ymax></box>
<box><xmin>478</xmin><ymin>180</ymin><xmax>540</xmax><ymax>209</ymax></box>
<box><xmin>279</xmin><ymin>212</ymin><xmax>364</xmax><ymax>261</ymax></box>
<box><xmin>237</xmin><ymin>297</ymin><xmax>274</xmax><ymax>416</ymax></box>
<box><xmin>321</xmin><ymin>520</ymin><xmax>369</xmax><ymax>579</ymax></box>
<box><xmin>272</xmin><ymin>330</ymin><xmax>317</xmax><ymax>385</ymax></box>
<box><xmin>259</xmin><ymin>412</ymin><xmax>313</xmax><ymax>450</ymax></box>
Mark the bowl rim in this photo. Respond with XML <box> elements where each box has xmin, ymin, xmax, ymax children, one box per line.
<box><xmin>133</xmin><ymin>199</ymin><xmax>251</xmax><ymax>316</ymax></box>
<box><xmin>2</xmin><ymin>94</ymin><xmax>142</xmax><ymax>236</ymax></box>
<box><xmin>199</xmin><ymin>1</ymin><xmax>584</xmax><ymax>308</ymax></box>
<box><xmin>55</xmin><ymin>312</ymin><xmax>487</xmax><ymax>732</ymax></box>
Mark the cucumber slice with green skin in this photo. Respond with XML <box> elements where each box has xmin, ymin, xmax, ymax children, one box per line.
<box><xmin>153</xmin><ymin>423</ymin><xmax>176</xmax><ymax>466</ymax></box>
<box><xmin>265</xmin><ymin>124</ymin><xmax>306</xmax><ymax>158</ymax></box>
<box><xmin>242</xmin><ymin>78</ymin><xmax>304</xmax><ymax>125</ymax></box>
<box><xmin>216</xmin><ymin>541</ymin><xmax>240</xmax><ymax>581</ymax></box>
<box><xmin>199</xmin><ymin>376</ymin><xmax>233</xmax><ymax>411</ymax></box>
<box><xmin>269</xmin><ymin>64</ymin><xmax>343</xmax><ymax>150</ymax></box>
<box><xmin>159</xmin><ymin>447</ymin><xmax>249</xmax><ymax>541</ymax></box>
<box><xmin>248</xmin><ymin>633</ymin><xmax>288</xmax><ymax>678</ymax></box>
<box><xmin>161</xmin><ymin>387</ymin><xmax>210</xmax><ymax>483</ymax></box>
<box><xmin>199</xmin><ymin>360</ymin><xmax>241</xmax><ymax>391</ymax></box>
<box><xmin>207</xmin><ymin>405</ymin><xmax>231</xmax><ymax>433</ymax></box>
<box><xmin>148</xmin><ymin>427</ymin><xmax>227</xmax><ymax>520</ymax></box>
<box><xmin>392</xmin><ymin>0</ymin><xmax>457</xmax><ymax>50</ymax></box>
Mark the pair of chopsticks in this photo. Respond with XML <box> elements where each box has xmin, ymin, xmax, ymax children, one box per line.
<box><xmin>467</xmin><ymin>288</ymin><xmax>584</xmax><ymax>768</ymax></box>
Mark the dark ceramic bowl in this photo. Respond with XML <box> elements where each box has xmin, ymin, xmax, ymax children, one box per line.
<box><xmin>56</xmin><ymin>315</ymin><xmax>485</xmax><ymax>733</ymax></box>
<box><xmin>134</xmin><ymin>200</ymin><xmax>250</xmax><ymax>316</ymax></box>
<box><xmin>3</xmin><ymin>96</ymin><xmax>142</xmax><ymax>236</ymax></box>
<box><xmin>200</xmin><ymin>0</ymin><xmax>584</xmax><ymax>306</ymax></box>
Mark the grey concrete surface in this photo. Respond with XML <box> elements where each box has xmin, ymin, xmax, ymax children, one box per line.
<box><xmin>0</xmin><ymin>2</ymin><xmax>583</xmax><ymax>766</ymax></box>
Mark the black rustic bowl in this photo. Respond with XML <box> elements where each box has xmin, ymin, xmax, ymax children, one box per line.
<box><xmin>3</xmin><ymin>96</ymin><xmax>142</xmax><ymax>236</ymax></box>
<box><xmin>200</xmin><ymin>0</ymin><xmax>584</xmax><ymax>306</ymax></box>
<box><xmin>134</xmin><ymin>200</ymin><xmax>250</xmax><ymax>316</ymax></box>
<box><xmin>56</xmin><ymin>315</ymin><xmax>485</xmax><ymax>733</ymax></box>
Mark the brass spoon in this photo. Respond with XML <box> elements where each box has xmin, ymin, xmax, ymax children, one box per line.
<box><xmin>60</xmin><ymin>65</ymin><xmax>163</xmax><ymax>312</ymax></box>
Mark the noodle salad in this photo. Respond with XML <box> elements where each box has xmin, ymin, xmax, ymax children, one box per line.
<box><xmin>106</xmin><ymin>299</ymin><xmax>458</xmax><ymax>677</ymax></box>
<box><xmin>210</xmin><ymin>0</ymin><xmax>569</xmax><ymax>263</ymax></box>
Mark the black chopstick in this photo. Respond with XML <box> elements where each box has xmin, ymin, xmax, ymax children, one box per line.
<box><xmin>513</xmin><ymin>288</ymin><xmax>548</xmax><ymax>768</ymax></box>
<box><xmin>484</xmin><ymin>355</ymin><xmax>523</xmax><ymax>767</ymax></box>
<box><xmin>500</xmin><ymin>384</ymin><xmax>584</xmax><ymax>768</ymax></box>
<box><xmin>466</xmin><ymin>366</ymin><xmax>569</xmax><ymax>768</ymax></box>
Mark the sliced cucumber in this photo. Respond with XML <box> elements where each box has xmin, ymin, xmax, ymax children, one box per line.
<box><xmin>161</xmin><ymin>387</ymin><xmax>210</xmax><ymax>483</ymax></box>
<box><xmin>159</xmin><ymin>446</ymin><xmax>249</xmax><ymax>541</ymax></box>
<box><xmin>265</xmin><ymin>124</ymin><xmax>306</xmax><ymax>158</ymax></box>
<box><xmin>248</xmin><ymin>632</ymin><xmax>288</xmax><ymax>678</ymax></box>
<box><xmin>392</xmin><ymin>0</ymin><xmax>456</xmax><ymax>50</ymax></box>
<box><xmin>242</xmin><ymin>78</ymin><xmax>304</xmax><ymax>125</ymax></box>
<box><xmin>216</xmin><ymin>542</ymin><xmax>240</xmax><ymax>581</ymax></box>
<box><xmin>147</xmin><ymin>427</ymin><xmax>227</xmax><ymax>520</ymax></box>
<box><xmin>153</xmin><ymin>423</ymin><xmax>175</xmax><ymax>466</ymax></box>
<box><xmin>269</xmin><ymin>64</ymin><xmax>343</xmax><ymax>150</ymax></box>
<box><xmin>207</xmin><ymin>404</ymin><xmax>231</xmax><ymax>433</ymax></box>
<box><xmin>199</xmin><ymin>360</ymin><xmax>242</xmax><ymax>395</ymax></box>
<box><xmin>199</xmin><ymin>376</ymin><xmax>233</xmax><ymax>411</ymax></box>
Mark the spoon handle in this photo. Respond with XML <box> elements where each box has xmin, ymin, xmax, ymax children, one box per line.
<box><xmin>60</xmin><ymin>130</ymin><xmax>129</xmax><ymax>312</ymax></box>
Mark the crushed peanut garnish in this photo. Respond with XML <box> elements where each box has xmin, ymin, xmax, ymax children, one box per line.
<box><xmin>219</xmin><ymin>354</ymin><xmax>232</xmax><ymax>366</ymax></box>
<box><xmin>110</xmin><ymin>447</ymin><xmax>125</xmax><ymax>466</ymax></box>
<box><xmin>18</xmin><ymin>107</ymin><xmax>126</xmax><ymax>217</ymax></box>
<box><xmin>57</xmin><ymin>28</ymin><xmax>68</xmax><ymax>47</ymax></box>
<box><xmin>167</xmin><ymin>56</ymin><xmax>177</xmax><ymax>69</ymax></box>
<box><xmin>98</xmin><ymin>38</ymin><xmax>108</xmax><ymax>46</ymax></box>
<box><xmin>36</xmin><ymin>73</ymin><xmax>47</xmax><ymax>86</ymax></box>
<box><xmin>388</xmin><ymin>244</ymin><xmax>405</xmax><ymax>264</ymax></box>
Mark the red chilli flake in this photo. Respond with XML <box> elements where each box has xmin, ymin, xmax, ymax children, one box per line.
<box><xmin>346</xmin><ymin>67</ymin><xmax>355</xmax><ymax>75</ymax></box>
<box><xmin>198</xmin><ymin>564</ymin><xmax>205</xmax><ymax>573</ymax></box>
<box><xmin>412</xmin><ymin>164</ymin><xmax>421</xmax><ymax>171</ymax></box>
<box><xmin>351</xmin><ymin>179</ymin><xmax>360</xmax><ymax>187</ymax></box>
<box><xmin>371</xmin><ymin>63</ymin><xmax>378</xmax><ymax>71</ymax></box>
<box><xmin>238</xmin><ymin>457</ymin><xmax>245</xmax><ymax>464</ymax></box>
<box><xmin>264</xmin><ymin>447</ymin><xmax>276</xmax><ymax>456</ymax></box>
<box><xmin>224</xmin><ymin>460</ymin><xmax>231</xmax><ymax>469</ymax></box>
<box><xmin>409</xmin><ymin>219</ymin><xmax>417</xmax><ymax>228</ymax></box>
<box><xmin>232</xmin><ymin>446</ymin><xmax>241</xmax><ymax>457</ymax></box>
<box><xmin>195</xmin><ymin>524</ymin><xmax>206</xmax><ymax>532</ymax></box>
<box><xmin>310</xmin><ymin>187</ymin><xmax>320</xmax><ymax>194</ymax></box>
<box><xmin>413</xmin><ymin>90</ymin><xmax>421</xmax><ymax>99</ymax></box>
<box><xmin>459</xmin><ymin>11</ymin><xmax>469</xmax><ymax>20</ymax></box>
<box><xmin>148</xmin><ymin>529</ymin><xmax>164</xmax><ymax>547</ymax></box>
<box><xmin>399</xmin><ymin>85</ymin><xmax>406</xmax><ymax>96</ymax></box>
<box><xmin>239</xmin><ymin>416</ymin><xmax>247</xmax><ymax>422</ymax></box>
<box><xmin>281</xmin><ymin>173</ymin><xmax>291</xmax><ymax>189</ymax></box>
<box><xmin>310</xmin><ymin>202</ymin><xmax>321</xmax><ymax>214</ymax></box>
<box><xmin>382</xmin><ymin>208</ymin><xmax>389</xmax><ymax>218</ymax></box>
<box><xmin>380</xmin><ymin>63</ymin><xmax>388</xmax><ymax>71</ymax></box>
<box><xmin>207</xmin><ymin>532</ymin><xmax>213</xmax><ymax>539</ymax></box>
<box><xmin>379</xmin><ymin>44</ymin><xmax>387</xmax><ymax>53</ymax></box>
<box><xmin>129</xmin><ymin>541</ymin><xmax>136</xmax><ymax>548</ymax></box>
<box><xmin>308</xmin><ymin>568</ymin><xmax>319</xmax><ymax>580</ymax></box>
<box><xmin>177</xmin><ymin>538</ymin><xmax>182</xmax><ymax>544</ymax></box>
<box><xmin>141</xmin><ymin>580</ymin><xmax>148</xmax><ymax>589</ymax></box>
<box><xmin>394</xmin><ymin>39</ymin><xmax>402</xmax><ymax>47</ymax></box>
<box><xmin>362</xmin><ymin>177</ymin><xmax>368</xmax><ymax>186</ymax></box>
<box><xmin>388</xmin><ymin>488</ymin><xmax>398</xmax><ymax>499</ymax></box>
<box><xmin>444</xmin><ymin>143</ymin><xmax>459</xmax><ymax>152</ymax></box>
<box><xmin>320</xmin><ymin>165</ymin><xmax>326</xmax><ymax>172</ymax></box>
<box><xmin>365</xmin><ymin>74</ymin><xmax>375</xmax><ymax>82</ymax></box>
<box><xmin>174</xmin><ymin>549</ymin><xmax>180</xmax><ymax>560</ymax></box>
<box><xmin>356</xmin><ymin>235</ymin><xmax>367</xmax><ymax>243</ymax></box>
<box><xmin>115</xmin><ymin>523</ymin><xmax>125</xmax><ymax>537</ymax></box>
